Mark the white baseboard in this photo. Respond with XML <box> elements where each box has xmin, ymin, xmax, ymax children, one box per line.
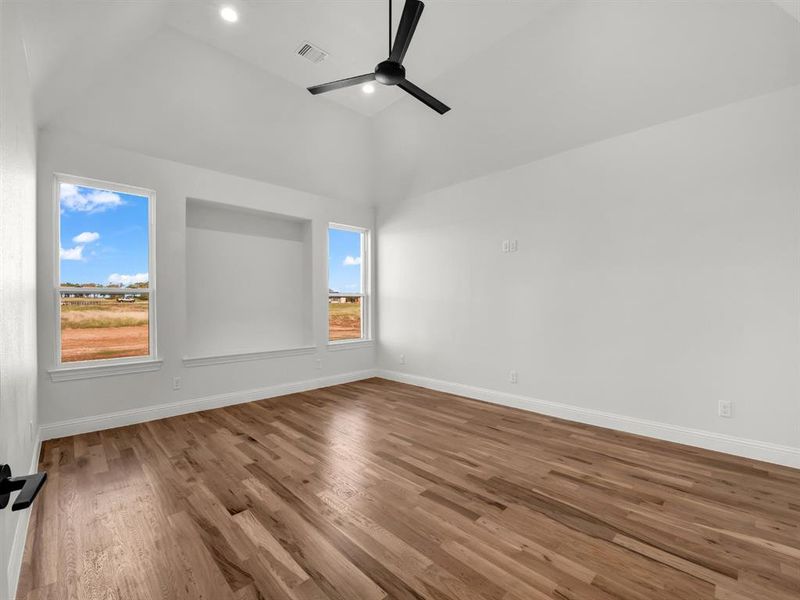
<box><xmin>40</xmin><ymin>369</ymin><xmax>378</xmax><ymax>440</ymax></box>
<box><xmin>35</xmin><ymin>365</ymin><xmax>800</xmax><ymax>465</ymax></box>
<box><xmin>7</xmin><ymin>433</ymin><xmax>42</xmax><ymax>600</ymax></box>
<box><xmin>378</xmin><ymin>370</ymin><xmax>800</xmax><ymax>469</ymax></box>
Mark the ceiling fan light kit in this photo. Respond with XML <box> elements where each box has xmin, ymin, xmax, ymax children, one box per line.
<box><xmin>308</xmin><ymin>0</ymin><xmax>451</xmax><ymax>115</ymax></box>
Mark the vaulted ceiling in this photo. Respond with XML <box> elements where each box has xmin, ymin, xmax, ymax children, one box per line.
<box><xmin>16</xmin><ymin>1</ymin><xmax>800</xmax><ymax>204</ymax></box>
<box><xmin>165</xmin><ymin>0</ymin><xmax>554</xmax><ymax>116</ymax></box>
<box><xmin>18</xmin><ymin>0</ymin><xmax>554</xmax><ymax>122</ymax></box>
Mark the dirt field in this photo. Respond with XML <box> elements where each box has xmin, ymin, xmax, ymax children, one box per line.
<box><xmin>329</xmin><ymin>301</ymin><xmax>362</xmax><ymax>341</ymax></box>
<box><xmin>61</xmin><ymin>297</ymin><xmax>358</xmax><ymax>360</ymax></box>
<box><xmin>61</xmin><ymin>298</ymin><xmax>149</xmax><ymax>362</ymax></box>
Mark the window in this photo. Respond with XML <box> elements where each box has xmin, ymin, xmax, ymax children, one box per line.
<box><xmin>55</xmin><ymin>174</ymin><xmax>156</xmax><ymax>365</ymax></box>
<box><xmin>328</xmin><ymin>224</ymin><xmax>369</xmax><ymax>342</ymax></box>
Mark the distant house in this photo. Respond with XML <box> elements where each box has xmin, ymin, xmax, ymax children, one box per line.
<box><xmin>328</xmin><ymin>290</ymin><xmax>359</xmax><ymax>304</ymax></box>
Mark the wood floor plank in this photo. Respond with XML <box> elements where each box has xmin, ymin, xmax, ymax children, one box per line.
<box><xmin>16</xmin><ymin>378</ymin><xmax>800</xmax><ymax>600</ymax></box>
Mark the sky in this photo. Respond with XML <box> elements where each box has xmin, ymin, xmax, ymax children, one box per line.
<box><xmin>328</xmin><ymin>228</ymin><xmax>362</xmax><ymax>294</ymax></box>
<box><xmin>59</xmin><ymin>183</ymin><xmax>149</xmax><ymax>286</ymax></box>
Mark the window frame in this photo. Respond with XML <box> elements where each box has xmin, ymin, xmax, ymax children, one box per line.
<box><xmin>327</xmin><ymin>222</ymin><xmax>371</xmax><ymax>345</ymax></box>
<box><xmin>53</xmin><ymin>173</ymin><xmax>158</xmax><ymax>368</ymax></box>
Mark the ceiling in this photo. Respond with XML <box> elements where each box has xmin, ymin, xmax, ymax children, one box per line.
<box><xmin>14</xmin><ymin>0</ymin><xmax>800</xmax><ymax>205</ymax></box>
<box><xmin>18</xmin><ymin>0</ymin><xmax>800</xmax><ymax>124</ymax></box>
<box><xmin>371</xmin><ymin>0</ymin><xmax>800</xmax><ymax>201</ymax></box>
<box><xmin>164</xmin><ymin>1</ymin><xmax>555</xmax><ymax>116</ymax></box>
<box><xmin>18</xmin><ymin>0</ymin><xmax>555</xmax><ymax>121</ymax></box>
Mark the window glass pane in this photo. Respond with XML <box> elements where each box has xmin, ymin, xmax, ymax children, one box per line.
<box><xmin>328</xmin><ymin>296</ymin><xmax>362</xmax><ymax>341</ymax></box>
<box><xmin>59</xmin><ymin>183</ymin><xmax>149</xmax><ymax>288</ymax></box>
<box><xmin>328</xmin><ymin>228</ymin><xmax>362</xmax><ymax>295</ymax></box>
<box><xmin>60</xmin><ymin>292</ymin><xmax>150</xmax><ymax>362</ymax></box>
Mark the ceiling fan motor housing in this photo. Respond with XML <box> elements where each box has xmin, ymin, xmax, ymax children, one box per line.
<box><xmin>375</xmin><ymin>61</ymin><xmax>405</xmax><ymax>85</ymax></box>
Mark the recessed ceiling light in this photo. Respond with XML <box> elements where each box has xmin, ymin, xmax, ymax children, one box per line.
<box><xmin>220</xmin><ymin>6</ymin><xmax>239</xmax><ymax>23</ymax></box>
<box><xmin>362</xmin><ymin>83</ymin><xmax>375</xmax><ymax>95</ymax></box>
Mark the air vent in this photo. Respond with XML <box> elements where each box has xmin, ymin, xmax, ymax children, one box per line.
<box><xmin>296</xmin><ymin>41</ymin><xmax>328</xmax><ymax>64</ymax></box>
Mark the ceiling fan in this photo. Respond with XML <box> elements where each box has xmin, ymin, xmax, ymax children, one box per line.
<box><xmin>307</xmin><ymin>0</ymin><xmax>450</xmax><ymax>115</ymax></box>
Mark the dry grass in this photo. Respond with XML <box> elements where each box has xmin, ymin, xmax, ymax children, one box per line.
<box><xmin>60</xmin><ymin>299</ymin><xmax>149</xmax><ymax>362</ymax></box>
<box><xmin>329</xmin><ymin>301</ymin><xmax>362</xmax><ymax>341</ymax></box>
<box><xmin>61</xmin><ymin>299</ymin><xmax>149</xmax><ymax>329</ymax></box>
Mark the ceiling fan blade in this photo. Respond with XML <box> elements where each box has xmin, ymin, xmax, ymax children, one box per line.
<box><xmin>398</xmin><ymin>79</ymin><xmax>450</xmax><ymax>114</ymax></box>
<box><xmin>389</xmin><ymin>0</ymin><xmax>424</xmax><ymax>64</ymax></box>
<box><xmin>307</xmin><ymin>73</ymin><xmax>376</xmax><ymax>95</ymax></box>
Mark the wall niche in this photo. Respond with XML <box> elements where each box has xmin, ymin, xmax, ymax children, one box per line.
<box><xmin>185</xmin><ymin>198</ymin><xmax>313</xmax><ymax>358</ymax></box>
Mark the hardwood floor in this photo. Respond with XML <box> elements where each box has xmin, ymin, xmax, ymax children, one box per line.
<box><xmin>16</xmin><ymin>378</ymin><xmax>800</xmax><ymax>600</ymax></box>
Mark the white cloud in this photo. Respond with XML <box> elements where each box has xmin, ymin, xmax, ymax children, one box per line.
<box><xmin>60</xmin><ymin>246</ymin><xmax>84</xmax><ymax>261</ymax></box>
<box><xmin>107</xmin><ymin>272</ymin><xmax>149</xmax><ymax>286</ymax></box>
<box><xmin>343</xmin><ymin>255</ymin><xmax>362</xmax><ymax>266</ymax></box>
<box><xmin>72</xmin><ymin>231</ymin><xmax>100</xmax><ymax>244</ymax></box>
<box><xmin>60</xmin><ymin>184</ymin><xmax>124</xmax><ymax>213</ymax></box>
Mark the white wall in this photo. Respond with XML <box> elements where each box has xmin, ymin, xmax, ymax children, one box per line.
<box><xmin>37</xmin><ymin>131</ymin><xmax>374</xmax><ymax>428</ymax></box>
<box><xmin>378</xmin><ymin>87</ymin><xmax>800</xmax><ymax>456</ymax></box>
<box><xmin>0</xmin><ymin>4</ymin><xmax>39</xmax><ymax>600</ymax></box>
<box><xmin>185</xmin><ymin>200</ymin><xmax>313</xmax><ymax>356</ymax></box>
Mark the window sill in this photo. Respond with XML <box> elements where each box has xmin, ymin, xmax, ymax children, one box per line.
<box><xmin>49</xmin><ymin>358</ymin><xmax>163</xmax><ymax>382</ymax></box>
<box><xmin>327</xmin><ymin>339</ymin><xmax>374</xmax><ymax>352</ymax></box>
<box><xmin>182</xmin><ymin>345</ymin><xmax>317</xmax><ymax>368</ymax></box>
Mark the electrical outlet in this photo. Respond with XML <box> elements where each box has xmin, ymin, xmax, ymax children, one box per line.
<box><xmin>718</xmin><ymin>400</ymin><xmax>732</xmax><ymax>418</ymax></box>
<box><xmin>502</xmin><ymin>240</ymin><xmax>510</xmax><ymax>253</ymax></box>
<box><xmin>400</xmin><ymin>353</ymin><xmax>406</xmax><ymax>365</ymax></box>
<box><xmin>509</xmin><ymin>239</ymin><xmax>518</xmax><ymax>252</ymax></box>
<box><xmin>509</xmin><ymin>370</ymin><xmax>518</xmax><ymax>384</ymax></box>
<box><xmin>173</xmin><ymin>376</ymin><xmax>182</xmax><ymax>391</ymax></box>
<box><xmin>315</xmin><ymin>358</ymin><xmax>322</xmax><ymax>370</ymax></box>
